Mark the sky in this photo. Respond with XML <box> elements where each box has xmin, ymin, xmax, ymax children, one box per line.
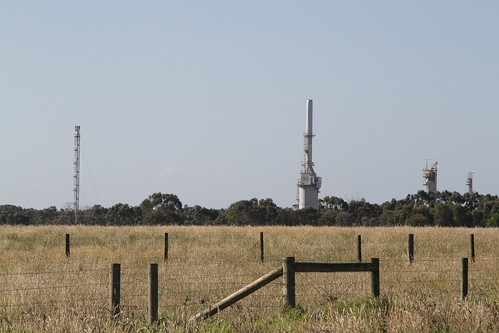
<box><xmin>1</xmin><ymin>1</ymin><xmax>498</xmax><ymax>210</ymax></box>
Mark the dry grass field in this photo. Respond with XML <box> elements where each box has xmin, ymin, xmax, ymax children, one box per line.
<box><xmin>0</xmin><ymin>225</ymin><xmax>497</xmax><ymax>332</ymax></box>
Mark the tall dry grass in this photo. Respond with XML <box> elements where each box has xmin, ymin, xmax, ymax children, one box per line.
<box><xmin>0</xmin><ymin>225</ymin><xmax>497</xmax><ymax>332</ymax></box>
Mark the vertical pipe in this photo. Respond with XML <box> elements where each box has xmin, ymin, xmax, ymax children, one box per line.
<box><xmin>149</xmin><ymin>263</ymin><xmax>159</xmax><ymax>324</ymax></box>
<box><xmin>306</xmin><ymin>99</ymin><xmax>313</xmax><ymax>135</ymax></box>
<box><xmin>109</xmin><ymin>263</ymin><xmax>121</xmax><ymax>318</ymax></box>
<box><xmin>164</xmin><ymin>232</ymin><xmax>169</xmax><ymax>262</ymax></box>
<box><xmin>357</xmin><ymin>235</ymin><xmax>362</xmax><ymax>262</ymax></box>
<box><xmin>305</xmin><ymin>100</ymin><xmax>313</xmax><ymax>166</ymax></box>
<box><xmin>408</xmin><ymin>234</ymin><xmax>414</xmax><ymax>264</ymax></box>
<box><xmin>371</xmin><ymin>258</ymin><xmax>380</xmax><ymax>298</ymax></box>
<box><xmin>65</xmin><ymin>233</ymin><xmax>70</xmax><ymax>257</ymax></box>
<box><xmin>282</xmin><ymin>257</ymin><xmax>296</xmax><ymax>307</ymax></box>
<box><xmin>260</xmin><ymin>232</ymin><xmax>264</xmax><ymax>263</ymax></box>
<box><xmin>470</xmin><ymin>234</ymin><xmax>475</xmax><ymax>263</ymax></box>
<box><xmin>461</xmin><ymin>257</ymin><xmax>469</xmax><ymax>300</ymax></box>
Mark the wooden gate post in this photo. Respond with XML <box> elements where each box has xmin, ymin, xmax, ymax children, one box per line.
<box><xmin>149</xmin><ymin>263</ymin><xmax>159</xmax><ymax>324</ymax></box>
<box><xmin>408</xmin><ymin>234</ymin><xmax>414</xmax><ymax>264</ymax></box>
<box><xmin>461</xmin><ymin>257</ymin><xmax>469</xmax><ymax>300</ymax></box>
<box><xmin>371</xmin><ymin>258</ymin><xmax>380</xmax><ymax>297</ymax></box>
<box><xmin>282</xmin><ymin>257</ymin><xmax>296</xmax><ymax>307</ymax></box>
<box><xmin>65</xmin><ymin>233</ymin><xmax>70</xmax><ymax>257</ymax></box>
<box><xmin>109</xmin><ymin>263</ymin><xmax>121</xmax><ymax>318</ymax></box>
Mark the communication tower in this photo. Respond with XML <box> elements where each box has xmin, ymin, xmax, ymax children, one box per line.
<box><xmin>73</xmin><ymin>126</ymin><xmax>81</xmax><ymax>224</ymax></box>
<box><xmin>466</xmin><ymin>172</ymin><xmax>474</xmax><ymax>194</ymax></box>
<box><xmin>297</xmin><ymin>100</ymin><xmax>321</xmax><ymax>209</ymax></box>
<box><xmin>423</xmin><ymin>159</ymin><xmax>437</xmax><ymax>193</ymax></box>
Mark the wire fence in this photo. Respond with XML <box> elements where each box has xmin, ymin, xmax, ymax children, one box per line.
<box><xmin>0</xmin><ymin>256</ymin><xmax>497</xmax><ymax>324</ymax></box>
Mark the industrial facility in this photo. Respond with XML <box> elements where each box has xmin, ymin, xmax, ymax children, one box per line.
<box><xmin>423</xmin><ymin>160</ymin><xmax>438</xmax><ymax>193</ymax></box>
<box><xmin>297</xmin><ymin>100</ymin><xmax>321</xmax><ymax>209</ymax></box>
<box><xmin>466</xmin><ymin>172</ymin><xmax>474</xmax><ymax>194</ymax></box>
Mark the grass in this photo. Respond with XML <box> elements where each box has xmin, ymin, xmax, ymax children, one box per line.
<box><xmin>0</xmin><ymin>225</ymin><xmax>497</xmax><ymax>332</ymax></box>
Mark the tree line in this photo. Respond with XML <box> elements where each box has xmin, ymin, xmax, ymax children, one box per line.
<box><xmin>1</xmin><ymin>190</ymin><xmax>498</xmax><ymax>227</ymax></box>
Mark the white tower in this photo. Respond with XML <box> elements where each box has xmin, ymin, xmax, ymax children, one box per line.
<box><xmin>423</xmin><ymin>160</ymin><xmax>437</xmax><ymax>193</ymax></box>
<box><xmin>297</xmin><ymin>100</ymin><xmax>321</xmax><ymax>209</ymax></box>
<box><xmin>466</xmin><ymin>172</ymin><xmax>474</xmax><ymax>195</ymax></box>
<box><xmin>73</xmin><ymin>126</ymin><xmax>81</xmax><ymax>224</ymax></box>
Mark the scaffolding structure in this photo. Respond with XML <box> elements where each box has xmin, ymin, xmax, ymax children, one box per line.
<box><xmin>73</xmin><ymin>126</ymin><xmax>80</xmax><ymax>224</ymax></box>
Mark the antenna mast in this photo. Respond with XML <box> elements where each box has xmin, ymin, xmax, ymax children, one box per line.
<box><xmin>73</xmin><ymin>126</ymin><xmax>81</xmax><ymax>224</ymax></box>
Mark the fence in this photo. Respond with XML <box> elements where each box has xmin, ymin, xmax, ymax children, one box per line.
<box><xmin>1</xmin><ymin>256</ymin><xmax>497</xmax><ymax>325</ymax></box>
<box><xmin>64</xmin><ymin>232</ymin><xmax>482</xmax><ymax>264</ymax></box>
<box><xmin>0</xmin><ymin>229</ymin><xmax>497</xmax><ymax>329</ymax></box>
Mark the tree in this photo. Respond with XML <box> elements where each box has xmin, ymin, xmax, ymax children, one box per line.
<box><xmin>335</xmin><ymin>211</ymin><xmax>354</xmax><ymax>226</ymax></box>
<box><xmin>318</xmin><ymin>209</ymin><xmax>337</xmax><ymax>226</ymax></box>
<box><xmin>319</xmin><ymin>196</ymin><xmax>348</xmax><ymax>211</ymax></box>
<box><xmin>433</xmin><ymin>203</ymin><xmax>454</xmax><ymax>226</ymax></box>
<box><xmin>348</xmin><ymin>199</ymin><xmax>381</xmax><ymax>226</ymax></box>
<box><xmin>294</xmin><ymin>207</ymin><xmax>319</xmax><ymax>225</ymax></box>
<box><xmin>453</xmin><ymin>204</ymin><xmax>471</xmax><ymax>227</ymax></box>
<box><xmin>223</xmin><ymin>199</ymin><xmax>261</xmax><ymax>225</ymax></box>
<box><xmin>82</xmin><ymin>205</ymin><xmax>108</xmax><ymax>225</ymax></box>
<box><xmin>32</xmin><ymin>206</ymin><xmax>58</xmax><ymax>225</ymax></box>
<box><xmin>140</xmin><ymin>193</ymin><xmax>183</xmax><ymax>225</ymax></box>
<box><xmin>183</xmin><ymin>205</ymin><xmax>218</xmax><ymax>225</ymax></box>
<box><xmin>258</xmin><ymin>198</ymin><xmax>279</xmax><ymax>225</ymax></box>
<box><xmin>106</xmin><ymin>203</ymin><xmax>142</xmax><ymax>225</ymax></box>
<box><xmin>406</xmin><ymin>213</ymin><xmax>431</xmax><ymax>226</ymax></box>
<box><xmin>486</xmin><ymin>212</ymin><xmax>499</xmax><ymax>227</ymax></box>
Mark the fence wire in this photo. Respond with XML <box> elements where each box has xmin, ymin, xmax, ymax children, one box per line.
<box><xmin>0</xmin><ymin>257</ymin><xmax>497</xmax><ymax>322</ymax></box>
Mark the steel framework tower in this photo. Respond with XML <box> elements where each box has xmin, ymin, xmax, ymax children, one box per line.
<box><xmin>297</xmin><ymin>100</ymin><xmax>321</xmax><ymax>209</ymax></box>
<box><xmin>423</xmin><ymin>160</ymin><xmax>437</xmax><ymax>193</ymax></box>
<box><xmin>73</xmin><ymin>126</ymin><xmax>81</xmax><ymax>224</ymax></box>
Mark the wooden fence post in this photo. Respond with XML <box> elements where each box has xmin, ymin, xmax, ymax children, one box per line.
<box><xmin>65</xmin><ymin>233</ymin><xmax>70</xmax><ymax>257</ymax></box>
<box><xmin>371</xmin><ymin>258</ymin><xmax>380</xmax><ymax>297</ymax></box>
<box><xmin>408</xmin><ymin>234</ymin><xmax>414</xmax><ymax>264</ymax></box>
<box><xmin>164</xmin><ymin>233</ymin><xmax>169</xmax><ymax>262</ymax></box>
<box><xmin>461</xmin><ymin>257</ymin><xmax>468</xmax><ymax>300</ymax></box>
<box><xmin>260</xmin><ymin>232</ymin><xmax>264</xmax><ymax>263</ymax></box>
<box><xmin>109</xmin><ymin>263</ymin><xmax>121</xmax><ymax>318</ymax></box>
<box><xmin>470</xmin><ymin>234</ymin><xmax>475</xmax><ymax>263</ymax></box>
<box><xmin>357</xmin><ymin>235</ymin><xmax>362</xmax><ymax>262</ymax></box>
<box><xmin>282</xmin><ymin>257</ymin><xmax>296</xmax><ymax>307</ymax></box>
<box><xmin>149</xmin><ymin>263</ymin><xmax>158</xmax><ymax>324</ymax></box>
<box><xmin>190</xmin><ymin>267</ymin><xmax>284</xmax><ymax>321</ymax></box>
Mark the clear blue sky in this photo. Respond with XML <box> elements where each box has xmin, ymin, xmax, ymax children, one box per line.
<box><xmin>1</xmin><ymin>1</ymin><xmax>498</xmax><ymax>210</ymax></box>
